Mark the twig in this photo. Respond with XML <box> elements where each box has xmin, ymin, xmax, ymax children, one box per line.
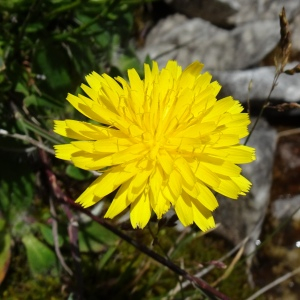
<box><xmin>211</xmin><ymin>240</ymin><xmax>246</xmax><ymax>287</ymax></box>
<box><xmin>244</xmin><ymin>70</ymin><xmax>279</xmax><ymax>145</ymax></box>
<box><xmin>47</xmin><ymin>168</ymin><xmax>230</xmax><ymax>300</ymax></box>
<box><xmin>245</xmin><ymin>7</ymin><xmax>292</xmax><ymax>145</ymax></box>
<box><xmin>48</xmin><ymin>172</ymin><xmax>83</xmax><ymax>300</ymax></box>
<box><xmin>167</xmin><ymin>237</ymin><xmax>249</xmax><ymax>298</ymax></box>
<box><xmin>49</xmin><ymin>196</ymin><xmax>73</xmax><ymax>276</ymax></box>
<box><xmin>40</xmin><ymin>150</ymin><xmax>83</xmax><ymax>300</ymax></box>
<box><xmin>148</xmin><ymin>224</ymin><xmax>170</xmax><ymax>259</ymax></box>
<box><xmin>75</xmin><ymin>203</ymin><xmax>229</xmax><ymax>299</ymax></box>
<box><xmin>0</xmin><ymin>128</ymin><xmax>101</xmax><ymax>177</ymax></box>
<box><xmin>0</xmin><ymin>129</ymin><xmax>55</xmax><ymax>154</ymax></box>
<box><xmin>245</xmin><ymin>266</ymin><xmax>300</xmax><ymax>300</ymax></box>
<box><xmin>246</xmin><ymin>79</ymin><xmax>253</xmax><ymax>115</ymax></box>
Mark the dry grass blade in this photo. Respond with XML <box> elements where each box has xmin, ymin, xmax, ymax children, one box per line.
<box><xmin>245</xmin><ymin>6</ymin><xmax>293</xmax><ymax>145</ymax></box>
<box><xmin>0</xmin><ymin>129</ymin><xmax>55</xmax><ymax>154</ymax></box>
<box><xmin>274</xmin><ymin>7</ymin><xmax>291</xmax><ymax>72</ymax></box>
<box><xmin>268</xmin><ymin>102</ymin><xmax>300</xmax><ymax>112</ymax></box>
<box><xmin>211</xmin><ymin>240</ymin><xmax>246</xmax><ymax>287</ymax></box>
<box><xmin>166</xmin><ymin>237</ymin><xmax>249</xmax><ymax>299</ymax></box>
<box><xmin>245</xmin><ymin>266</ymin><xmax>300</xmax><ymax>300</ymax></box>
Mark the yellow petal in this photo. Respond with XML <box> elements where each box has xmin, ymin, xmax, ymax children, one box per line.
<box><xmin>102</xmin><ymin>73</ymin><xmax>123</xmax><ymax>95</ymax></box>
<box><xmin>200</xmin><ymin>158</ymin><xmax>242</xmax><ymax>177</ymax></box>
<box><xmin>195</xmin><ymin>163</ymin><xmax>221</xmax><ymax>188</ymax></box>
<box><xmin>194</xmin><ymin>72</ymin><xmax>212</xmax><ymax>94</ymax></box>
<box><xmin>161</xmin><ymin>185</ymin><xmax>176</xmax><ymax>205</ymax></box>
<box><xmin>149</xmin><ymin>165</ymin><xmax>164</xmax><ymax>206</ymax></box>
<box><xmin>81</xmin><ymin>83</ymin><xmax>98</xmax><ymax>102</ymax></box>
<box><xmin>203</xmin><ymin>97</ymin><xmax>236</xmax><ymax>121</ymax></box>
<box><xmin>191</xmin><ymin>198</ymin><xmax>215</xmax><ymax>231</ymax></box>
<box><xmin>179</xmin><ymin>61</ymin><xmax>204</xmax><ymax>90</ymax></box>
<box><xmin>165</xmin><ymin>60</ymin><xmax>181</xmax><ymax>80</ymax></box>
<box><xmin>85</xmin><ymin>72</ymin><xmax>101</xmax><ymax>94</ymax></box>
<box><xmin>104</xmin><ymin>180</ymin><xmax>131</xmax><ymax>219</ymax></box>
<box><xmin>94</xmin><ymin>137</ymin><xmax>133</xmax><ymax>152</ymax></box>
<box><xmin>93</xmin><ymin>163</ymin><xmax>139</xmax><ymax>198</ymax></box>
<box><xmin>54</xmin><ymin>144</ymin><xmax>79</xmax><ymax>160</ymax></box>
<box><xmin>204</xmin><ymin>145</ymin><xmax>255</xmax><ymax>164</ymax></box>
<box><xmin>144</xmin><ymin>63</ymin><xmax>154</xmax><ymax>92</ymax></box>
<box><xmin>174</xmin><ymin>157</ymin><xmax>195</xmax><ymax>188</ymax></box>
<box><xmin>127</xmin><ymin>163</ymin><xmax>153</xmax><ymax>202</ymax></box>
<box><xmin>195</xmin><ymin>182</ymin><xmax>219</xmax><ymax>211</ymax></box>
<box><xmin>227</xmin><ymin>100</ymin><xmax>244</xmax><ymax>114</ymax></box>
<box><xmin>174</xmin><ymin>121</ymin><xmax>217</xmax><ymax>138</ymax></box>
<box><xmin>167</xmin><ymin>169</ymin><xmax>182</xmax><ymax>200</ymax></box>
<box><xmin>152</xmin><ymin>191</ymin><xmax>170</xmax><ymax>219</ymax></box>
<box><xmin>72</xmin><ymin>141</ymin><xmax>95</xmax><ymax>153</ymax></box>
<box><xmin>210</xmin><ymin>81</ymin><xmax>222</xmax><ymax>97</ymax></box>
<box><xmin>75</xmin><ymin>176</ymin><xmax>103</xmax><ymax>208</ymax></box>
<box><xmin>81</xmin><ymin>154</ymin><xmax>113</xmax><ymax>171</ymax></box>
<box><xmin>54</xmin><ymin>120</ymin><xmax>87</xmax><ymax>140</ymax></box>
<box><xmin>70</xmin><ymin>150</ymin><xmax>111</xmax><ymax>170</ymax></box>
<box><xmin>157</xmin><ymin>148</ymin><xmax>174</xmax><ymax>175</ymax></box>
<box><xmin>213</xmin><ymin>176</ymin><xmax>242</xmax><ymax>199</ymax></box>
<box><xmin>232</xmin><ymin>175</ymin><xmax>252</xmax><ymax>194</ymax></box>
<box><xmin>111</xmin><ymin>143</ymin><xmax>147</xmax><ymax>165</ymax></box>
<box><xmin>127</xmin><ymin>68</ymin><xmax>144</xmax><ymax>114</ymax></box>
<box><xmin>209</xmin><ymin>133</ymin><xmax>240</xmax><ymax>147</ymax></box>
<box><xmin>66</xmin><ymin>93</ymin><xmax>104</xmax><ymax>123</ymax></box>
<box><xmin>130</xmin><ymin>191</ymin><xmax>151</xmax><ymax>229</ymax></box>
<box><xmin>174</xmin><ymin>194</ymin><xmax>193</xmax><ymax>226</ymax></box>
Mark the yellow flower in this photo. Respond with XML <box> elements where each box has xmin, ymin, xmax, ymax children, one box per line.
<box><xmin>54</xmin><ymin>60</ymin><xmax>255</xmax><ymax>231</ymax></box>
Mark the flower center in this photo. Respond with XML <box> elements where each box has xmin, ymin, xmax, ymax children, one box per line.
<box><xmin>148</xmin><ymin>136</ymin><xmax>166</xmax><ymax>160</ymax></box>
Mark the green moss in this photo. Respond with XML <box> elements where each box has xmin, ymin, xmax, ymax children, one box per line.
<box><xmin>0</xmin><ymin>244</ymin><xmax>64</xmax><ymax>299</ymax></box>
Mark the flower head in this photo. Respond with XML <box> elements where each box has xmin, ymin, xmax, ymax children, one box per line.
<box><xmin>54</xmin><ymin>60</ymin><xmax>255</xmax><ymax>231</ymax></box>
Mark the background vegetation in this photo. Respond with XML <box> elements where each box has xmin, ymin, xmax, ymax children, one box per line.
<box><xmin>0</xmin><ymin>1</ymin><xmax>298</xmax><ymax>299</ymax></box>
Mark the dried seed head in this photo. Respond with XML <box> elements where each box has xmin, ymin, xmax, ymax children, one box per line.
<box><xmin>284</xmin><ymin>63</ymin><xmax>300</xmax><ymax>75</ymax></box>
<box><xmin>274</xmin><ymin>7</ymin><xmax>292</xmax><ymax>72</ymax></box>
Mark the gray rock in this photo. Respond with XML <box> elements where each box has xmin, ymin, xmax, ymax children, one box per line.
<box><xmin>213</xmin><ymin>63</ymin><xmax>300</xmax><ymax>103</ymax></box>
<box><xmin>137</xmin><ymin>14</ymin><xmax>279</xmax><ymax>71</ymax></box>
<box><xmin>272</xmin><ymin>196</ymin><xmax>300</xmax><ymax>221</ymax></box>
<box><xmin>164</xmin><ymin>0</ymin><xmax>240</xmax><ymax>26</ymax></box>
<box><xmin>214</xmin><ymin>118</ymin><xmax>277</xmax><ymax>255</ymax></box>
<box><xmin>278</xmin><ymin>139</ymin><xmax>300</xmax><ymax>170</ymax></box>
<box><xmin>138</xmin><ymin>14</ymin><xmax>227</xmax><ymax>70</ymax></box>
<box><xmin>165</xmin><ymin>0</ymin><xmax>300</xmax><ymax>27</ymax></box>
<box><xmin>229</xmin><ymin>0</ymin><xmax>300</xmax><ymax>25</ymax></box>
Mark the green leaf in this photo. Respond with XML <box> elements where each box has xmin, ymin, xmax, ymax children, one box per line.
<box><xmin>118</xmin><ymin>49</ymin><xmax>143</xmax><ymax>76</ymax></box>
<box><xmin>66</xmin><ymin>165</ymin><xmax>92</xmax><ymax>181</ymax></box>
<box><xmin>38</xmin><ymin>223</ymin><xmax>64</xmax><ymax>247</ymax></box>
<box><xmin>15</xmin><ymin>82</ymin><xmax>29</xmax><ymax>96</ymax></box>
<box><xmin>22</xmin><ymin>234</ymin><xmax>57</xmax><ymax>276</ymax></box>
<box><xmin>0</xmin><ymin>53</ymin><xmax>5</xmax><ymax>73</ymax></box>
<box><xmin>0</xmin><ymin>230</ymin><xmax>11</xmax><ymax>285</ymax></box>
<box><xmin>98</xmin><ymin>246</ymin><xmax>117</xmax><ymax>270</ymax></box>
<box><xmin>24</xmin><ymin>94</ymin><xmax>63</xmax><ymax>109</ymax></box>
<box><xmin>23</xmin><ymin>94</ymin><xmax>38</xmax><ymax>107</ymax></box>
<box><xmin>0</xmin><ymin>219</ymin><xmax>5</xmax><ymax>231</ymax></box>
<box><xmin>78</xmin><ymin>221</ymin><xmax>118</xmax><ymax>252</ymax></box>
<box><xmin>0</xmin><ymin>144</ymin><xmax>35</xmax><ymax>218</ymax></box>
<box><xmin>32</xmin><ymin>42</ymin><xmax>76</xmax><ymax>98</ymax></box>
<box><xmin>25</xmin><ymin>22</ymin><xmax>44</xmax><ymax>33</ymax></box>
